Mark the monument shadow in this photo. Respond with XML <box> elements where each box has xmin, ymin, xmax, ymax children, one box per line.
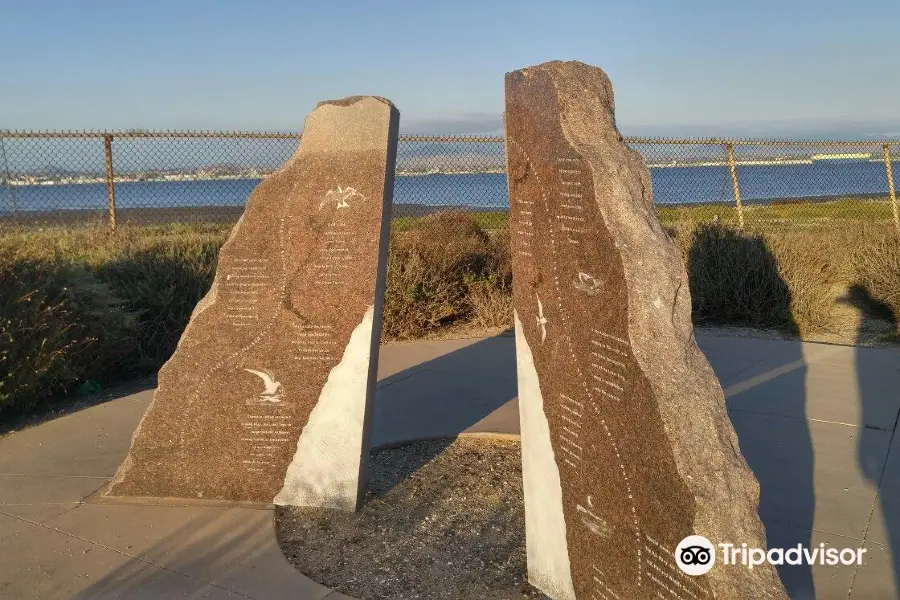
<box><xmin>367</xmin><ymin>332</ymin><xmax>517</xmax><ymax>496</ymax></box>
<box><xmin>72</xmin><ymin>509</ymin><xmax>293</xmax><ymax>599</ymax></box>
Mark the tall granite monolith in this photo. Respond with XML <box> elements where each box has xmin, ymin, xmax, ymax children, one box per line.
<box><xmin>506</xmin><ymin>61</ymin><xmax>787</xmax><ymax>599</ymax></box>
<box><xmin>106</xmin><ymin>96</ymin><xmax>399</xmax><ymax>510</ymax></box>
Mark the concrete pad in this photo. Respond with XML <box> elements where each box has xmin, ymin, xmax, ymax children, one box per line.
<box><xmin>41</xmin><ymin>503</ymin><xmax>332</xmax><ymax>599</ymax></box>
<box><xmin>695</xmin><ymin>332</ymin><xmax>791</xmax><ymax>385</ymax></box>
<box><xmin>0</xmin><ymin>474</ymin><xmax>107</xmax><ymax>514</ymax></box>
<box><xmin>409</xmin><ymin>335</ymin><xmax>515</xmax><ymax>381</ymax></box>
<box><xmin>0</xmin><ymin>512</ymin><xmax>154</xmax><ymax>600</ymax></box>
<box><xmin>42</xmin><ymin>503</ymin><xmax>234</xmax><ymax>558</ymax></box>
<box><xmin>764</xmin><ymin>524</ymin><xmax>858</xmax><ymax>600</ymax></box>
<box><xmin>862</xmin><ymin>436</ymin><xmax>900</xmax><ymax>548</ymax></box>
<box><xmin>850</xmin><ymin>541</ymin><xmax>898</xmax><ymax>599</ymax></box>
<box><xmin>723</xmin><ymin>342</ymin><xmax>900</xmax><ymax>430</ymax></box>
<box><xmin>0</xmin><ymin>502</ymin><xmax>85</xmax><ymax>524</ymax></box>
<box><xmin>376</xmin><ymin>337</ymin><xmax>485</xmax><ymax>382</ymax></box>
<box><xmin>0</xmin><ymin>392</ymin><xmax>151</xmax><ymax>477</ymax></box>
<box><xmin>464</xmin><ymin>397</ymin><xmax>520</xmax><ymax>437</ymax></box>
<box><xmin>730</xmin><ymin>410</ymin><xmax>886</xmax><ymax>539</ymax></box>
<box><xmin>113</xmin><ymin>507</ymin><xmax>329</xmax><ymax>600</ymax></box>
<box><xmin>0</xmin><ymin>511</ymin><xmax>34</xmax><ymax>543</ymax></box>
<box><xmin>74</xmin><ymin>563</ymin><xmax>250</xmax><ymax>600</ymax></box>
<box><xmin>372</xmin><ymin>367</ymin><xmax>516</xmax><ymax>446</ymax></box>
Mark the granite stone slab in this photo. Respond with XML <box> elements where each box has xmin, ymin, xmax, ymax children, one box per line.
<box><xmin>106</xmin><ymin>96</ymin><xmax>399</xmax><ymax>511</ymax></box>
<box><xmin>505</xmin><ymin>61</ymin><xmax>786</xmax><ymax>599</ymax></box>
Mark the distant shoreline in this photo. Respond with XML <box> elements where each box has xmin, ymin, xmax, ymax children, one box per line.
<box><xmin>5</xmin><ymin>157</ymin><xmax>895</xmax><ymax>187</ymax></box>
<box><xmin>1</xmin><ymin>194</ymin><xmax>894</xmax><ymax>228</ymax></box>
<box><xmin>3</xmin><ymin>170</ymin><xmax>507</xmax><ymax>187</ymax></box>
<box><xmin>0</xmin><ymin>203</ymin><xmax>505</xmax><ymax>227</ymax></box>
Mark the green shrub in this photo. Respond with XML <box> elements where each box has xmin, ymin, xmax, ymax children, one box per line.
<box><xmin>383</xmin><ymin>212</ymin><xmax>511</xmax><ymax>338</ymax></box>
<box><xmin>98</xmin><ymin>238</ymin><xmax>220</xmax><ymax>373</ymax></box>
<box><xmin>684</xmin><ymin>223</ymin><xmax>795</xmax><ymax>330</ymax></box>
<box><xmin>0</xmin><ymin>253</ymin><xmax>133</xmax><ymax>416</ymax></box>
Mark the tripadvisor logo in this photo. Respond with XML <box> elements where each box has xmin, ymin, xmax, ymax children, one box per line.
<box><xmin>676</xmin><ymin>535</ymin><xmax>716</xmax><ymax>576</ymax></box>
<box><xmin>675</xmin><ymin>536</ymin><xmax>868</xmax><ymax>576</ymax></box>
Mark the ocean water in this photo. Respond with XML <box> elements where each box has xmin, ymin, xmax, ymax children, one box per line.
<box><xmin>2</xmin><ymin>161</ymin><xmax>897</xmax><ymax>213</ymax></box>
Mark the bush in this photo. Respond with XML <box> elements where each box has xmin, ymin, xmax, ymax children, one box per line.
<box><xmin>0</xmin><ymin>226</ymin><xmax>222</xmax><ymax>420</ymax></box>
<box><xmin>684</xmin><ymin>224</ymin><xmax>795</xmax><ymax>329</ymax></box>
<box><xmin>855</xmin><ymin>233</ymin><xmax>900</xmax><ymax>319</ymax></box>
<box><xmin>383</xmin><ymin>212</ymin><xmax>511</xmax><ymax>338</ymax></box>
<box><xmin>2</xmin><ymin>216</ymin><xmax>898</xmax><ymax>421</ymax></box>
<box><xmin>98</xmin><ymin>238</ymin><xmax>219</xmax><ymax>374</ymax></box>
<box><xmin>677</xmin><ymin>222</ymin><xmax>900</xmax><ymax>337</ymax></box>
<box><xmin>0</xmin><ymin>253</ymin><xmax>133</xmax><ymax>415</ymax></box>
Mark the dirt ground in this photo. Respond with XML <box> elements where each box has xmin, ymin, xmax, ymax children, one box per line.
<box><xmin>275</xmin><ymin>436</ymin><xmax>542</xmax><ymax>600</ymax></box>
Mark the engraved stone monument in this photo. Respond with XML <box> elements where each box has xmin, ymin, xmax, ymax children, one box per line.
<box><xmin>505</xmin><ymin>61</ymin><xmax>787</xmax><ymax>599</ymax></box>
<box><xmin>106</xmin><ymin>96</ymin><xmax>399</xmax><ymax>510</ymax></box>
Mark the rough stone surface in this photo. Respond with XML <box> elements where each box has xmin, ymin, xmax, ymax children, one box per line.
<box><xmin>505</xmin><ymin>61</ymin><xmax>787</xmax><ymax>599</ymax></box>
<box><xmin>106</xmin><ymin>96</ymin><xmax>399</xmax><ymax>509</ymax></box>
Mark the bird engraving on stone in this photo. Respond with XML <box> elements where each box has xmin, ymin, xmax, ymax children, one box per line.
<box><xmin>318</xmin><ymin>186</ymin><xmax>366</xmax><ymax>211</ymax></box>
<box><xmin>576</xmin><ymin>503</ymin><xmax>612</xmax><ymax>538</ymax></box>
<box><xmin>536</xmin><ymin>295</ymin><xmax>548</xmax><ymax>344</ymax></box>
<box><xmin>244</xmin><ymin>368</ymin><xmax>285</xmax><ymax>404</ymax></box>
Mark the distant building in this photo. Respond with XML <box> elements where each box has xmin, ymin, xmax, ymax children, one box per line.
<box><xmin>811</xmin><ymin>153</ymin><xmax>871</xmax><ymax>162</ymax></box>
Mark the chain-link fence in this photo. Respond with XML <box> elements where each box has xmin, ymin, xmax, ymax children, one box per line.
<box><xmin>1</xmin><ymin>131</ymin><xmax>898</xmax><ymax>234</ymax></box>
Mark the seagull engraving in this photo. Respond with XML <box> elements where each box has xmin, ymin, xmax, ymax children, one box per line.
<box><xmin>536</xmin><ymin>295</ymin><xmax>548</xmax><ymax>344</ymax></box>
<box><xmin>318</xmin><ymin>186</ymin><xmax>366</xmax><ymax>211</ymax></box>
<box><xmin>244</xmin><ymin>369</ymin><xmax>284</xmax><ymax>403</ymax></box>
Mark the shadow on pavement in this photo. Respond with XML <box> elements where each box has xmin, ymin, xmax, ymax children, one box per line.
<box><xmin>370</xmin><ymin>332</ymin><xmax>517</xmax><ymax>495</ymax></box>
<box><xmin>0</xmin><ymin>375</ymin><xmax>157</xmax><ymax>437</ymax></box>
<box><xmin>70</xmin><ymin>506</ymin><xmax>306</xmax><ymax>599</ymax></box>
<box><xmin>693</xmin><ymin>233</ymin><xmax>816</xmax><ymax>597</ymax></box>
<box><xmin>845</xmin><ymin>285</ymin><xmax>900</xmax><ymax>592</ymax></box>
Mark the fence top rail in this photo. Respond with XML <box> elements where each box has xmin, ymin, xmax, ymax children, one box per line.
<box><xmin>0</xmin><ymin>130</ymin><xmax>302</xmax><ymax>140</ymax></box>
<box><xmin>0</xmin><ymin>130</ymin><xmax>899</xmax><ymax>146</ymax></box>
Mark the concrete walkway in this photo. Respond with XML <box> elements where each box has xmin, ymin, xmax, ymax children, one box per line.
<box><xmin>2</xmin><ymin>332</ymin><xmax>900</xmax><ymax>599</ymax></box>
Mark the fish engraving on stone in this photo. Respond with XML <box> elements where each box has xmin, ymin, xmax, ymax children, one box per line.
<box><xmin>244</xmin><ymin>368</ymin><xmax>284</xmax><ymax>404</ymax></box>
<box><xmin>574</xmin><ymin>271</ymin><xmax>603</xmax><ymax>295</ymax></box>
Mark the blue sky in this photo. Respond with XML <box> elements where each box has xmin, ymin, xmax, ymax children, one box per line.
<box><xmin>2</xmin><ymin>0</ymin><xmax>899</xmax><ymax>137</ymax></box>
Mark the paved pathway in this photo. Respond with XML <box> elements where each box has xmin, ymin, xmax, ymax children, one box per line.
<box><xmin>2</xmin><ymin>332</ymin><xmax>900</xmax><ymax>598</ymax></box>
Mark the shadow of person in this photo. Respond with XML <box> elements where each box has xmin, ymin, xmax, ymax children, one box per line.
<box><xmin>841</xmin><ymin>284</ymin><xmax>900</xmax><ymax>591</ymax></box>
<box><xmin>687</xmin><ymin>224</ymin><xmax>815</xmax><ymax>596</ymax></box>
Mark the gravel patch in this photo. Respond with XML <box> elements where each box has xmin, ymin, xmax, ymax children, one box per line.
<box><xmin>275</xmin><ymin>435</ymin><xmax>542</xmax><ymax>600</ymax></box>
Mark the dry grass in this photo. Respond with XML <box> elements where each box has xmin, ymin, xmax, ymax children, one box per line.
<box><xmin>2</xmin><ymin>213</ymin><xmax>898</xmax><ymax>420</ymax></box>
<box><xmin>382</xmin><ymin>212</ymin><xmax>511</xmax><ymax>339</ymax></box>
<box><xmin>673</xmin><ymin>221</ymin><xmax>899</xmax><ymax>340</ymax></box>
<box><xmin>0</xmin><ymin>225</ymin><xmax>221</xmax><ymax>417</ymax></box>
<box><xmin>855</xmin><ymin>233</ymin><xmax>900</xmax><ymax>317</ymax></box>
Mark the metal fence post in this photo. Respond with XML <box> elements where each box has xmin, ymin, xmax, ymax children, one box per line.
<box><xmin>884</xmin><ymin>143</ymin><xmax>899</xmax><ymax>234</ymax></box>
<box><xmin>1</xmin><ymin>136</ymin><xmax>17</xmax><ymax>212</ymax></box>
<box><xmin>725</xmin><ymin>142</ymin><xmax>744</xmax><ymax>229</ymax></box>
<box><xmin>104</xmin><ymin>134</ymin><xmax>117</xmax><ymax>231</ymax></box>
